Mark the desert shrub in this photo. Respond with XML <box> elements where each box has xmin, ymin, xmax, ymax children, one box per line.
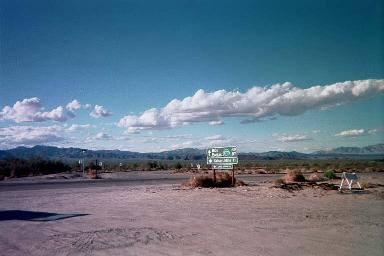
<box><xmin>0</xmin><ymin>157</ymin><xmax>70</xmax><ymax>178</ymax></box>
<box><xmin>87</xmin><ymin>169</ymin><xmax>100</xmax><ymax>179</ymax></box>
<box><xmin>184</xmin><ymin>176</ymin><xmax>214</xmax><ymax>188</ymax></box>
<box><xmin>183</xmin><ymin>173</ymin><xmax>242</xmax><ymax>188</ymax></box>
<box><xmin>175</xmin><ymin>162</ymin><xmax>183</xmax><ymax>170</ymax></box>
<box><xmin>215</xmin><ymin>172</ymin><xmax>236</xmax><ymax>187</ymax></box>
<box><xmin>86</xmin><ymin>162</ymin><xmax>102</xmax><ymax>171</ymax></box>
<box><xmin>323</xmin><ymin>170</ymin><xmax>336</xmax><ymax>179</ymax></box>
<box><xmin>308</xmin><ymin>172</ymin><xmax>324</xmax><ymax>182</ymax></box>
<box><xmin>283</xmin><ymin>170</ymin><xmax>306</xmax><ymax>183</ymax></box>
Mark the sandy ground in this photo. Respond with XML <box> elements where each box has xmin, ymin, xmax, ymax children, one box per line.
<box><xmin>0</xmin><ymin>175</ymin><xmax>383</xmax><ymax>256</ymax></box>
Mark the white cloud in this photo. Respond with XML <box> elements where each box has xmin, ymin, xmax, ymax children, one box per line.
<box><xmin>95</xmin><ymin>132</ymin><xmax>112</xmax><ymax>140</ymax></box>
<box><xmin>277</xmin><ymin>134</ymin><xmax>313</xmax><ymax>142</ymax></box>
<box><xmin>205</xmin><ymin>135</ymin><xmax>226</xmax><ymax>141</ymax></box>
<box><xmin>118</xmin><ymin>79</ymin><xmax>384</xmax><ymax>132</ymax></box>
<box><xmin>123</xmin><ymin>127</ymin><xmax>141</xmax><ymax>134</ymax></box>
<box><xmin>66</xmin><ymin>124</ymin><xmax>94</xmax><ymax>132</ymax></box>
<box><xmin>368</xmin><ymin>127</ymin><xmax>384</xmax><ymax>134</ymax></box>
<box><xmin>65</xmin><ymin>100</ymin><xmax>93</xmax><ymax>118</ymax></box>
<box><xmin>90</xmin><ymin>105</ymin><xmax>112</xmax><ymax>118</ymax></box>
<box><xmin>209</xmin><ymin>120</ymin><xmax>224</xmax><ymax>125</ymax></box>
<box><xmin>0</xmin><ymin>125</ymin><xmax>64</xmax><ymax>149</ymax></box>
<box><xmin>0</xmin><ymin>97</ymin><xmax>73</xmax><ymax>123</ymax></box>
<box><xmin>335</xmin><ymin>129</ymin><xmax>365</xmax><ymax>137</ymax></box>
<box><xmin>66</xmin><ymin>100</ymin><xmax>82</xmax><ymax>111</ymax></box>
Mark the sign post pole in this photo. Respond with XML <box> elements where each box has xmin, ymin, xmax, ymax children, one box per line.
<box><xmin>213</xmin><ymin>169</ymin><xmax>216</xmax><ymax>184</ymax></box>
<box><xmin>231</xmin><ymin>168</ymin><xmax>235</xmax><ymax>187</ymax></box>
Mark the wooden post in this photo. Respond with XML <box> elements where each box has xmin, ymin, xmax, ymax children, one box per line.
<box><xmin>213</xmin><ymin>169</ymin><xmax>216</xmax><ymax>184</ymax></box>
<box><xmin>231</xmin><ymin>168</ymin><xmax>235</xmax><ymax>187</ymax></box>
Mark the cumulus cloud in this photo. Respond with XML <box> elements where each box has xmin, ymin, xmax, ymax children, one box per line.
<box><xmin>66</xmin><ymin>100</ymin><xmax>82</xmax><ymax>111</ymax></box>
<box><xmin>0</xmin><ymin>97</ymin><xmax>73</xmax><ymax>122</ymax></box>
<box><xmin>335</xmin><ymin>129</ymin><xmax>365</xmax><ymax>137</ymax></box>
<box><xmin>66</xmin><ymin>124</ymin><xmax>94</xmax><ymax>132</ymax></box>
<box><xmin>65</xmin><ymin>100</ymin><xmax>93</xmax><ymax>118</ymax></box>
<box><xmin>117</xmin><ymin>79</ymin><xmax>384</xmax><ymax>132</ymax></box>
<box><xmin>277</xmin><ymin>134</ymin><xmax>313</xmax><ymax>142</ymax></box>
<box><xmin>0</xmin><ymin>125</ymin><xmax>64</xmax><ymax>149</ymax></box>
<box><xmin>90</xmin><ymin>105</ymin><xmax>112</xmax><ymax>118</ymax></box>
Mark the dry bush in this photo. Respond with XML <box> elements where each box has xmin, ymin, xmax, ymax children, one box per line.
<box><xmin>184</xmin><ymin>176</ymin><xmax>214</xmax><ymax>188</ymax></box>
<box><xmin>183</xmin><ymin>173</ymin><xmax>244</xmax><ymax>188</ymax></box>
<box><xmin>87</xmin><ymin>170</ymin><xmax>100</xmax><ymax>179</ymax></box>
<box><xmin>215</xmin><ymin>172</ymin><xmax>235</xmax><ymax>187</ymax></box>
<box><xmin>308</xmin><ymin>172</ymin><xmax>324</xmax><ymax>182</ymax></box>
<box><xmin>283</xmin><ymin>170</ymin><xmax>306</xmax><ymax>183</ymax></box>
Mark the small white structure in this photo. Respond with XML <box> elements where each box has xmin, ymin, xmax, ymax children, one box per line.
<box><xmin>196</xmin><ymin>164</ymin><xmax>201</xmax><ymax>170</ymax></box>
<box><xmin>339</xmin><ymin>172</ymin><xmax>361</xmax><ymax>191</ymax></box>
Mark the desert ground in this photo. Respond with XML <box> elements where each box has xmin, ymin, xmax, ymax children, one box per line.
<box><xmin>0</xmin><ymin>172</ymin><xmax>383</xmax><ymax>256</ymax></box>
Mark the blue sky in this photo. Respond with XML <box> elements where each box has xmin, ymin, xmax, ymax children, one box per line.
<box><xmin>0</xmin><ymin>0</ymin><xmax>383</xmax><ymax>152</ymax></box>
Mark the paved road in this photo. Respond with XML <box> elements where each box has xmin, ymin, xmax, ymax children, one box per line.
<box><xmin>0</xmin><ymin>173</ymin><xmax>282</xmax><ymax>191</ymax></box>
<box><xmin>0</xmin><ymin>176</ymin><xmax>188</xmax><ymax>192</ymax></box>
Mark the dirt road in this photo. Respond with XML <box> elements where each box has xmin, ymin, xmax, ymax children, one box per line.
<box><xmin>1</xmin><ymin>175</ymin><xmax>383</xmax><ymax>255</ymax></box>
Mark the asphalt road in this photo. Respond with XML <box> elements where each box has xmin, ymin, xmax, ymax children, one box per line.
<box><xmin>0</xmin><ymin>176</ymin><xmax>188</xmax><ymax>192</ymax></box>
<box><xmin>0</xmin><ymin>173</ymin><xmax>282</xmax><ymax>191</ymax></box>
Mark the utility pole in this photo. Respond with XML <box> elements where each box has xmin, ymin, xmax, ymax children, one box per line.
<box><xmin>82</xmin><ymin>149</ymin><xmax>87</xmax><ymax>177</ymax></box>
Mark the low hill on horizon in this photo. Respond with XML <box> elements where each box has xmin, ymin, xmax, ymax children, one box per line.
<box><xmin>0</xmin><ymin>144</ymin><xmax>383</xmax><ymax>162</ymax></box>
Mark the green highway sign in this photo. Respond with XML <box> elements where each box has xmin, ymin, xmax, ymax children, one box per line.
<box><xmin>207</xmin><ymin>146</ymin><xmax>238</xmax><ymax>165</ymax></box>
<box><xmin>212</xmin><ymin>164</ymin><xmax>233</xmax><ymax>170</ymax></box>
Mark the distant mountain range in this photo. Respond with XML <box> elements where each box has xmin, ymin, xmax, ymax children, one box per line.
<box><xmin>313</xmin><ymin>144</ymin><xmax>384</xmax><ymax>155</ymax></box>
<box><xmin>0</xmin><ymin>144</ymin><xmax>383</xmax><ymax>162</ymax></box>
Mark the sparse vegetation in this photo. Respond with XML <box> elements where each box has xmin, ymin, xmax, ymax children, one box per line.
<box><xmin>323</xmin><ymin>170</ymin><xmax>336</xmax><ymax>179</ymax></box>
<box><xmin>0</xmin><ymin>157</ymin><xmax>71</xmax><ymax>179</ymax></box>
<box><xmin>283</xmin><ymin>170</ymin><xmax>306</xmax><ymax>183</ymax></box>
<box><xmin>215</xmin><ymin>172</ymin><xmax>236</xmax><ymax>187</ymax></box>
<box><xmin>175</xmin><ymin>162</ymin><xmax>183</xmax><ymax>170</ymax></box>
<box><xmin>183</xmin><ymin>172</ymin><xmax>243</xmax><ymax>188</ymax></box>
<box><xmin>184</xmin><ymin>176</ymin><xmax>214</xmax><ymax>188</ymax></box>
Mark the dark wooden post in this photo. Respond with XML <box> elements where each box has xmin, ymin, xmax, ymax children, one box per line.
<box><xmin>213</xmin><ymin>169</ymin><xmax>216</xmax><ymax>184</ymax></box>
<box><xmin>231</xmin><ymin>168</ymin><xmax>235</xmax><ymax>187</ymax></box>
<box><xmin>95</xmin><ymin>159</ymin><xmax>98</xmax><ymax>178</ymax></box>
